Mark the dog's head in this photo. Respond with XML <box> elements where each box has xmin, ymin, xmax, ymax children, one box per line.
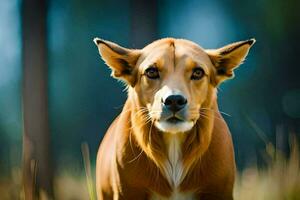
<box><xmin>94</xmin><ymin>38</ymin><xmax>255</xmax><ymax>134</ymax></box>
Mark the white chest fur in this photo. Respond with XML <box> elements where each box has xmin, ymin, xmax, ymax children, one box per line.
<box><xmin>164</xmin><ymin>134</ymin><xmax>184</xmax><ymax>187</ymax></box>
<box><xmin>152</xmin><ymin>133</ymin><xmax>196</xmax><ymax>200</ymax></box>
<box><xmin>152</xmin><ymin>133</ymin><xmax>195</xmax><ymax>200</ymax></box>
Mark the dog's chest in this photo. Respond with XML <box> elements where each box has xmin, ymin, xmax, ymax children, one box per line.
<box><xmin>152</xmin><ymin>134</ymin><xmax>196</xmax><ymax>200</ymax></box>
<box><xmin>164</xmin><ymin>135</ymin><xmax>184</xmax><ymax>187</ymax></box>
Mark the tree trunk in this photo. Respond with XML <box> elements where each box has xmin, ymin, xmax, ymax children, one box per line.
<box><xmin>22</xmin><ymin>0</ymin><xmax>53</xmax><ymax>199</ymax></box>
<box><xmin>129</xmin><ymin>0</ymin><xmax>158</xmax><ymax>48</ymax></box>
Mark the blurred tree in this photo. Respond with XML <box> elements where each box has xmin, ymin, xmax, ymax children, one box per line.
<box><xmin>130</xmin><ymin>0</ymin><xmax>158</xmax><ymax>47</ymax></box>
<box><xmin>22</xmin><ymin>0</ymin><xmax>53</xmax><ymax>198</ymax></box>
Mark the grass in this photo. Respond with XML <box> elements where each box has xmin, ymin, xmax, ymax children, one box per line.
<box><xmin>0</xmin><ymin>139</ymin><xmax>299</xmax><ymax>200</ymax></box>
<box><xmin>234</xmin><ymin>138</ymin><xmax>300</xmax><ymax>200</ymax></box>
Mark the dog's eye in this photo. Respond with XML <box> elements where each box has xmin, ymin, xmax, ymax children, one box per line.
<box><xmin>191</xmin><ymin>67</ymin><xmax>204</xmax><ymax>80</ymax></box>
<box><xmin>145</xmin><ymin>67</ymin><xmax>160</xmax><ymax>79</ymax></box>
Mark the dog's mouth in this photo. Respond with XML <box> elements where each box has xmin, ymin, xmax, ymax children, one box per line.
<box><xmin>166</xmin><ymin>116</ymin><xmax>184</xmax><ymax>123</ymax></box>
<box><xmin>154</xmin><ymin>115</ymin><xmax>194</xmax><ymax>134</ymax></box>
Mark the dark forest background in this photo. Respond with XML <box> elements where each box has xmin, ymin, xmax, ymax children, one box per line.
<box><xmin>0</xmin><ymin>0</ymin><xmax>300</xmax><ymax>198</ymax></box>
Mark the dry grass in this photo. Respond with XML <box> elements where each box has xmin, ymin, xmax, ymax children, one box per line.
<box><xmin>234</xmin><ymin>139</ymin><xmax>300</xmax><ymax>200</ymax></box>
<box><xmin>53</xmin><ymin>173</ymin><xmax>89</xmax><ymax>200</ymax></box>
<box><xmin>0</xmin><ymin>140</ymin><xmax>299</xmax><ymax>200</ymax></box>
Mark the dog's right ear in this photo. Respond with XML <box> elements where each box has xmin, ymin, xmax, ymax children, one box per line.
<box><xmin>206</xmin><ymin>39</ymin><xmax>255</xmax><ymax>85</ymax></box>
<box><xmin>93</xmin><ymin>38</ymin><xmax>141</xmax><ymax>86</ymax></box>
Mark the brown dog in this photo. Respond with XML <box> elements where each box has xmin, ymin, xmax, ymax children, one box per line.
<box><xmin>93</xmin><ymin>37</ymin><xmax>255</xmax><ymax>200</ymax></box>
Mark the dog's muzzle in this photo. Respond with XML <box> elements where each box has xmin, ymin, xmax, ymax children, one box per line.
<box><xmin>163</xmin><ymin>94</ymin><xmax>187</xmax><ymax>113</ymax></box>
<box><xmin>155</xmin><ymin>94</ymin><xmax>193</xmax><ymax>133</ymax></box>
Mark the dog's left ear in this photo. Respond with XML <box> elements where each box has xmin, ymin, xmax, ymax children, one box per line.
<box><xmin>206</xmin><ymin>39</ymin><xmax>255</xmax><ymax>85</ymax></box>
<box><xmin>94</xmin><ymin>38</ymin><xmax>141</xmax><ymax>86</ymax></box>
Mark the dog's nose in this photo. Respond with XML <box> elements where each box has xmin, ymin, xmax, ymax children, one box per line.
<box><xmin>163</xmin><ymin>95</ymin><xmax>187</xmax><ymax>113</ymax></box>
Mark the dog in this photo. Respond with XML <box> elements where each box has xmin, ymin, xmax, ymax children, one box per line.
<box><xmin>93</xmin><ymin>37</ymin><xmax>255</xmax><ymax>200</ymax></box>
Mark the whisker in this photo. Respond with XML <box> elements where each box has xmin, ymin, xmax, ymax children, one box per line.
<box><xmin>121</xmin><ymin>107</ymin><xmax>148</xmax><ymax>115</ymax></box>
<box><xmin>200</xmin><ymin>107</ymin><xmax>231</xmax><ymax>117</ymax></box>
<box><xmin>127</xmin><ymin>148</ymin><xmax>144</xmax><ymax>163</ymax></box>
<box><xmin>198</xmin><ymin>112</ymin><xmax>224</xmax><ymax>122</ymax></box>
<box><xmin>148</xmin><ymin>120</ymin><xmax>154</xmax><ymax>146</ymax></box>
<box><xmin>129</xmin><ymin>129</ymin><xmax>135</xmax><ymax>155</ymax></box>
<box><xmin>219</xmin><ymin>111</ymin><xmax>231</xmax><ymax>117</ymax></box>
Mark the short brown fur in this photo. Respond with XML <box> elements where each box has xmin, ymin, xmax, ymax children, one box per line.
<box><xmin>94</xmin><ymin>37</ymin><xmax>255</xmax><ymax>200</ymax></box>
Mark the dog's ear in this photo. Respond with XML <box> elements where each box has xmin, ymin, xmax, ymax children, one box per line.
<box><xmin>94</xmin><ymin>38</ymin><xmax>141</xmax><ymax>86</ymax></box>
<box><xmin>206</xmin><ymin>39</ymin><xmax>255</xmax><ymax>85</ymax></box>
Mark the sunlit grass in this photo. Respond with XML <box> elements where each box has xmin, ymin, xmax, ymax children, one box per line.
<box><xmin>234</xmin><ymin>138</ymin><xmax>300</xmax><ymax>200</ymax></box>
<box><xmin>0</xmin><ymin>139</ymin><xmax>299</xmax><ymax>200</ymax></box>
<box><xmin>54</xmin><ymin>173</ymin><xmax>89</xmax><ymax>200</ymax></box>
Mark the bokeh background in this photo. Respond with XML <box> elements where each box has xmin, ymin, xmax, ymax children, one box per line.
<box><xmin>0</xmin><ymin>0</ymin><xmax>300</xmax><ymax>199</ymax></box>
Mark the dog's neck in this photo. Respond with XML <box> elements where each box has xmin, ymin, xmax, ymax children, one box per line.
<box><xmin>162</xmin><ymin>132</ymin><xmax>186</xmax><ymax>188</ymax></box>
